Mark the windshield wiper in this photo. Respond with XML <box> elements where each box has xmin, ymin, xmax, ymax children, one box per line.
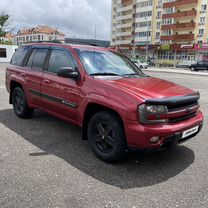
<box><xmin>90</xmin><ymin>72</ymin><xmax>121</xmax><ymax>76</ymax></box>
<box><xmin>123</xmin><ymin>73</ymin><xmax>149</xmax><ymax>77</ymax></box>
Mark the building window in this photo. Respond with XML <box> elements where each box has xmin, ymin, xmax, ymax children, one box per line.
<box><xmin>162</xmin><ymin>18</ymin><xmax>173</xmax><ymax>25</ymax></box>
<box><xmin>157</xmin><ymin>11</ymin><xmax>161</xmax><ymax>18</ymax></box>
<box><xmin>157</xmin><ymin>22</ymin><xmax>161</xmax><ymax>29</ymax></box>
<box><xmin>136</xmin><ymin>11</ymin><xmax>152</xmax><ymax>18</ymax></box>
<box><xmin>136</xmin><ymin>21</ymin><xmax>151</xmax><ymax>27</ymax></box>
<box><xmin>200</xmin><ymin>17</ymin><xmax>205</xmax><ymax>23</ymax></box>
<box><xmin>0</xmin><ymin>48</ymin><xmax>7</xmax><ymax>58</ymax></box>
<box><xmin>201</xmin><ymin>5</ymin><xmax>207</xmax><ymax>11</ymax></box>
<box><xmin>164</xmin><ymin>8</ymin><xmax>174</xmax><ymax>14</ymax></box>
<box><xmin>162</xmin><ymin>30</ymin><xmax>172</xmax><ymax>35</ymax></box>
<box><xmin>156</xmin><ymin>32</ymin><xmax>160</xmax><ymax>37</ymax></box>
<box><xmin>135</xmin><ymin>31</ymin><xmax>151</xmax><ymax>37</ymax></box>
<box><xmin>137</xmin><ymin>0</ymin><xmax>153</xmax><ymax>8</ymax></box>
<box><xmin>199</xmin><ymin>29</ymin><xmax>204</xmax><ymax>35</ymax></box>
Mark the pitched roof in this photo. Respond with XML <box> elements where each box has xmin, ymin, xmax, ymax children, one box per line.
<box><xmin>17</xmin><ymin>26</ymin><xmax>65</xmax><ymax>36</ymax></box>
<box><xmin>5</xmin><ymin>33</ymin><xmax>15</xmax><ymax>38</ymax></box>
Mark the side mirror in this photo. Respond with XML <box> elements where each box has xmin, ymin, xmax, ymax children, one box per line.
<box><xmin>57</xmin><ymin>67</ymin><xmax>80</xmax><ymax>79</ymax></box>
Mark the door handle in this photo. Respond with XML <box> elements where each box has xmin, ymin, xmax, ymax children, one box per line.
<box><xmin>20</xmin><ymin>73</ymin><xmax>26</xmax><ymax>77</ymax></box>
<box><xmin>43</xmin><ymin>79</ymin><xmax>50</xmax><ymax>84</ymax></box>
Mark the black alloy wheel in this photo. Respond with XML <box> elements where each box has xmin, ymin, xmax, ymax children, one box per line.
<box><xmin>12</xmin><ymin>87</ymin><xmax>34</xmax><ymax>118</ymax></box>
<box><xmin>87</xmin><ymin>111</ymin><xmax>127</xmax><ymax>162</ymax></box>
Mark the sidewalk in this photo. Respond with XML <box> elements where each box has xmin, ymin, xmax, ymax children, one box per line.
<box><xmin>144</xmin><ymin>67</ymin><xmax>208</xmax><ymax>76</ymax></box>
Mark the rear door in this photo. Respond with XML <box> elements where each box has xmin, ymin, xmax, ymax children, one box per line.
<box><xmin>41</xmin><ymin>46</ymin><xmax>81</xmax><ymax>122</ymax></box>
<box><xmin>23</xmin><ymin>46</ymin><xmax>49</xmax><ymax>106</ymax></box>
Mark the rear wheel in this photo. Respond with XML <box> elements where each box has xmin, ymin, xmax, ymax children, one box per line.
<box><xmin>87</xmin><ymin>111</ymin><xmax>127</xmax><ymax>162</ymax></box>
<box><xmin>12</xmin><ymin>87</ymin><xmax>34</xmax><ymax>118</ymax></box>
<box><xmin>190</xmin><ymin>67</ymin><xmax>196</xmax><ymax>71</ymax></box>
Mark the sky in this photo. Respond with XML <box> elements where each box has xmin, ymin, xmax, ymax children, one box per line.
<box><xmin>1</xmin><ymin>0</ymin><xmax>112</xmax><ymax>40</ymax></box>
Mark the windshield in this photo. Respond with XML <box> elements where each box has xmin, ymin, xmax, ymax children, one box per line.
<box><xmin>75</xmin><ymin>48</ymin><xmax>145</xmax><ymax>77</ymax></box>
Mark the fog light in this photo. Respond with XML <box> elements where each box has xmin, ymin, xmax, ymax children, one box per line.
<box><xmin>150</xmin><ymin>136</ymin><xmax>160</xmax><ymax>143</ymax></box>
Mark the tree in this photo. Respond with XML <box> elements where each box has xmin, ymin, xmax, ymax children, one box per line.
<box><xmin>0</xmin><ymin>10</ymin><xmax>9</xmax><ymax>37</ymax></box>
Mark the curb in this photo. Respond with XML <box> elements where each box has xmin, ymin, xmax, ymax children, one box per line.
<box><xmin>143</xmin><ymin>68</ymin><xmax>208</xmax><ymax>76</ymax></box>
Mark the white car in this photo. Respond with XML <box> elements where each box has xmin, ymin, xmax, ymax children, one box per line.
<box><xmin>132</xmin><ymin>60</ymin><xmax>148</xmax><ymax>69</ymax></box>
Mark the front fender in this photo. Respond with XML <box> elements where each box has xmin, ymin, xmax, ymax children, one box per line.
<box><xmin>79</xmin><ymin>92</ymin><xmax>129</xmax><ymax>121</ymax></box>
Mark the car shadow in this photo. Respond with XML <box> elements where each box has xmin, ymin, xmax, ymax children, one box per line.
<box><xmin>0</xmin><ymin>109</ymin><xmax>195</xmax><ymax>189</ymax></box>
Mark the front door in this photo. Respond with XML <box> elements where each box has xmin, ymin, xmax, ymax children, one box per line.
<box><xmin>41</xmin><ymin>47</ymin><xmax>81</xmax><ymax>123</ymax></box>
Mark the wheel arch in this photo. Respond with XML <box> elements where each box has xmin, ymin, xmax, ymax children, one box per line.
<box><xmin>9</xmin><ymin>81</ymin><xmax>24</xmax><ymax>104</ymax></box>
<box><xmin>81</xmin><ymin>103</ymin><xmax>126</xmax><ymax>141</ymax></box>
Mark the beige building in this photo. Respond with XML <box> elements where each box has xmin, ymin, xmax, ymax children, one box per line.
<box><xmin>14</xmin><ymin>26</ymin><xmax>65</xmax><ymax>46</ymax></box>
<box><xmin>111</xmin><ymin>0</ymin><xmax>208</xmax><ymax>64</ymax></box>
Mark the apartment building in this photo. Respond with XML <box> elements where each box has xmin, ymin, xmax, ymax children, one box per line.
<box><xmin>14</xmin><ymin>26</ymin><xmax>65</xmax><ymax>46</ymax></box>
<box><xmin>111</xmin><ymin>0</ymin><xmax>208</xmax><ymax>65</ymax></box>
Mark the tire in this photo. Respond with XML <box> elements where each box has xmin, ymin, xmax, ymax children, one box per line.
<box><xmin>190</xmin><ymin>67</ymin><xmax>196</xmax><ymax>71</ymax></box>
<box><xmin>87</xmin><ymin>111</ymin><xmax>127</xmax><ymax>162</ymax></box>
<box><xmin>12</xmin><ymin>87</ymin><xmax>34</xmax><ymax>119</ymax></box>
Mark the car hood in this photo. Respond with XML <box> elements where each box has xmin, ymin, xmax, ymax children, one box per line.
<box><xmin>105</xmin><ymin>76</ymin><xmax>194</xmax><ymax>100</ymax></box>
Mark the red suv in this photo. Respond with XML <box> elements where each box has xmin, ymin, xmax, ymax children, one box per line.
<box><xmin>6</xmin><ymin>43</ymin><xmax>203</xmax><ymax>162</ymax></box>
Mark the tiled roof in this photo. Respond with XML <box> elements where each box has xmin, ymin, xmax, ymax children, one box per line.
<box><xmin>5</xmin><ymin>33</ymin><xmax>15</xmax><ymax>38</ymax></box>
<box><xmin>17</xmin><ymin>26</ymin><xmax>65</xmax><ymax>36</ymax></box>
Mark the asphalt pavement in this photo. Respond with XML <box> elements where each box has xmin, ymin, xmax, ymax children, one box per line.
<box><xmin>0</xmin><ymin>65</ymin><xmax>207</xmax><ymax>208</ymax></box>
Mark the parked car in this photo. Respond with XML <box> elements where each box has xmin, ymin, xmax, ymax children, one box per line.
<box><xmin>6</xmin><ymin>43</ymin><xmax>203</xmax><ymax>162</ymax></box>
<box><xmin>131</xmin><ymin>59</ymin><xmax>148</xmax><ymax>69</ymax></box>
<box><xmin>190</xmin><ymin>61</ymin><xmax>208</xmax><ymax>71</ymax></box>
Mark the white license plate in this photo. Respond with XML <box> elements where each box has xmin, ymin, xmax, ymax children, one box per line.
<box><xmin>182</xmin><ymin>126</ymin><xmax>199</xmax><ymax>139</ymax></box>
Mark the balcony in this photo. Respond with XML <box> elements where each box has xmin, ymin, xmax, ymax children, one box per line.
<box><xmin>116</xmin><ymin>14</ymin><xmax>132</xmax><ymax>21</ymax></box>
<box><xmin>163</xmin><ymin>0</ymin><xmax>198</xmax><ymax>8</ymax></box>
<box><xmin>161</xmin><ymin>22</ymin><xmax>195</xmax><ymax>30</ymax></box>
<box><xmin>162</xmin><ymin>10</ymin><xmax>197</xmax><ymax>19</ymax></box>
<box><xmin>116</xmin><ymin>39</ymin><xmax>132</xmax><ymax>45</ymax></box>
<box><xmin>117</xmin><ymin>22</ymin><xmax>132</xmax><ymax>29</ymax></box>
<box><xmin>117</xmin><ymin>5</ymin><xmax>133</xmax><ymax>12</ymax></box>
<box><xmin>160</xmin><ymin>34</ymin><xmax>194</xmax><ymax>41</ymax></box>
<box><xmin>116</xmin><ymin>31</ymin><xmax>132</xmax><ymax>37</ymax></box>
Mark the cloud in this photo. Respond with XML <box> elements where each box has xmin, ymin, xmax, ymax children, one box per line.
<box><xmin>1</xmin><ymin>0</ymin><xmax>111</xmax><ymax>40</ymax></box>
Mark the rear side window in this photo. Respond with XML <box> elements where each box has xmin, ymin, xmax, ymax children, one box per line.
<box><xmin>26</xmin><ymin>48</ymin><xmax>48</xmax><ymax>70</ymax></box>
<box><xmin>10</xmin><ymin>45</ymin><xmax>31</xmax><ymax>66</ymax></box>
<box><xmin>48</xmin><ymin>49</ymin><xmax>76</xmax><ymax>73</ymax></box>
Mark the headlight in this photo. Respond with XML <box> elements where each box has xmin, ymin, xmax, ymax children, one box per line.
<box><xmin>138</xmin><ymin>104</ymin><xmax>168</xmax><ymax>124</ymax></box>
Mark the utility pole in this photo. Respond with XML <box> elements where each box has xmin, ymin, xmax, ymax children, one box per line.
<box><xmin>145</xmin><ymin>16</ymin><xmax>149</xmax><ymax>63</ymax></box>
<box><xmin>94</xmin><ymin>24</ymin><xmax>97</xmax><ymax>45</ymax></box>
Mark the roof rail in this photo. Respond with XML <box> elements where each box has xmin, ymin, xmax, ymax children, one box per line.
<box><xmin>22</xmin><ymin>39</ymin><xmax>102</xmax><ymax>47</ymax></box>
<box><xmin>65</xmin><ymin>38</ymin><xmax>101</xmax><ymax>47</ymax></box>
<box><xmin>24</xmin><ymin>40</ymin><xmax>63</xmax><ymax>44</ymax></box>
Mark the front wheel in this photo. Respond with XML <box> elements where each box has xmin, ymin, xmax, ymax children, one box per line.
<box><xmin>87</xmin><ymin>111</ymin><xmax>127</xmax><ymax>162</ymax></box>
<box><xmin>12</xmin><ymin>87</ymin><xmax>34</xmax><ymax>118</ymax></box>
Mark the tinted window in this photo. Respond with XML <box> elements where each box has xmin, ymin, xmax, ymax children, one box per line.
<box><xmin>10</xmin><ymin>45</ymin><xmax>31</xmax><ymax>66</ymax></box>
<box><xmin>26</xmin><ymin>49</ymin><xmax>36</xmax><ymax>67</ymax></box>
<box><xmin>48</xmin><ymin>50</ymin><xmax>76</xmax><ymax>73</ymax></box>
<box><xmin>32</xmin><ymin>49</ymin><xmax>48</xmax><ymax>69</ymax></box>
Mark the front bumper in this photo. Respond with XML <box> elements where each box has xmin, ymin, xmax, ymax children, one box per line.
<box><xmin>124</xmin><ymin>111</ymin><xmax>203</xmax><ymax>149</ymax></box>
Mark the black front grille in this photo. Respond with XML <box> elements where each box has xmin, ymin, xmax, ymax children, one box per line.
<box><xmin>168</xmin><ymin>112</ymin><xmax>197</xmax><ymax>123</ymax></box>
<box><xmin>167</xmin><ymin>101</ymin><xmax>198</xmax><ymax>112</ymax></box>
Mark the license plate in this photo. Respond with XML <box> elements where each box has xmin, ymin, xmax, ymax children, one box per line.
<box><xmin>182</xmin><ymin>126</ymin><xmax>199</xmax><ymax>139</ymax></box>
